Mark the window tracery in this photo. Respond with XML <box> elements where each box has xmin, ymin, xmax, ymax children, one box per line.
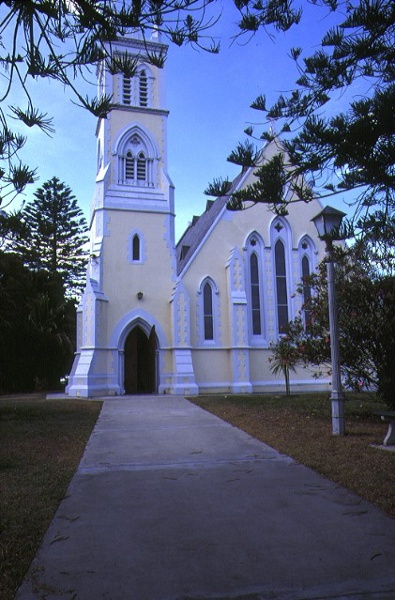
<box><xmin>271</xmin><ymin>218</ymin><xmax>292</xmax><ymax>335</ymax></box>
<box><xmin>118</xmin><ymin>131</ymin><xmax>154</xmax><ymax>186</ymax></box>
<box><xmin>245</xmin><ymin>232</ymin><xmax>266</xmax><ymax>341</ymax></box>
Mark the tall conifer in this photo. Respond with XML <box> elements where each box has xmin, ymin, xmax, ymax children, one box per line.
<box><xmin>14</xmin><ymin>177</ymin><xmax>88</xmax><ymax>298</ymax></box>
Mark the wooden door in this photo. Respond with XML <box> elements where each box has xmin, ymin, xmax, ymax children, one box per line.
<box><xmin>124</xmin><ymin>329</ymin><xmax>138</xmax><ymax>394</ymax></box>
<box><xmin>124</xmin><ymin>326</ymin><xmax>156</xmax><ymax>394</ymax></box>
<box><xmin>148</xmin><ymin>326</ymin><xmax>157</xmax><ymax>393</ymax></box>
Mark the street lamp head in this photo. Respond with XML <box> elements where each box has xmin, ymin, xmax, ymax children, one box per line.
<box><xmin>311</xmin><ymin>205</ymin><xmax>346</xmax><ymax>241</ymax></box>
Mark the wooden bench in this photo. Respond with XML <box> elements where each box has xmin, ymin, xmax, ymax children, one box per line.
<box><xmin>374</xmin><ymin>411</ymin><xmax>395</xmax><ymax>446</ymax></box>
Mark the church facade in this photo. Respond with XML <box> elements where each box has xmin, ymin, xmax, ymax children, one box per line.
<box><xmin>66</xmin><ymin>34</ymin><xmax>329</xmax><ymax>398</ymax></box>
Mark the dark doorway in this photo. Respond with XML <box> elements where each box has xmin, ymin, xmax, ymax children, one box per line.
<box><xmin>124</xmin><ymin>326</ymin><xmax>157</xmax><ymax>394</ymax></box>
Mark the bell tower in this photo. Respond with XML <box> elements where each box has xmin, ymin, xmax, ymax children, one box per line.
<box><xmin>67</xmin><ymin>32</ymin><xmax>193</xmax><ymax>397</ymax></box>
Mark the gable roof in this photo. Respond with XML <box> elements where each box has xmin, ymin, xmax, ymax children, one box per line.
<box><xmin>175</xmin><ymin>138</ymin><xmax>285</xmax><ymax>276</ymax></box>
<box><xmin>175</xmin><ymin>170</ymin><xmax>246</xmax><ymax>276</ymax></box>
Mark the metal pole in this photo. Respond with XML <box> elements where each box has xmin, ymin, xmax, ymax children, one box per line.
<box><xmin>326</xmin><ymin>246</ymin><xmax>345</xmax><ymax>435</ymax></box>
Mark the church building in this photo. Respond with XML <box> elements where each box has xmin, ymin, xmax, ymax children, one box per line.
<box><xmin>66</xmin><ymin>33</ymin><xmax>329</xmax><ymax>398</ymax></box>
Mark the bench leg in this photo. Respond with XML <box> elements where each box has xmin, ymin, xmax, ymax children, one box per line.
<box><xmin>383</xmin><ymin>420</ymin><xmax>395</xmax><ymax>446</ymax></box>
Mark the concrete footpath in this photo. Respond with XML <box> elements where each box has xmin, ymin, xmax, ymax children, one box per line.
<box><xmin>16</xmin><ymin>396</ymin><xmax>395</xmax><ymax>600</ymax></box>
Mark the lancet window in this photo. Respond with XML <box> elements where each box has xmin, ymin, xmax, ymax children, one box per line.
<box><xmin>250</xmin><ymin>253</ymin><xmax>262</xmax><ymax>336</ymax></box>
<box><xmin>271</xmin><ymin>218</ymin><xmax>292</xmax><ymax>336</ymax></box>
<box><xmin>245</xmin><ymin>233</ymin><xmax>266</xmax><ymax>342</ymax></box>
<box><xmin>127</xmin><ymin>229</ymin><xmax>145</xmax><ymax>264</ymax></box>
<box><xmin>123</xmin><ymin>75</ymin><xmax>132</xmax><ymax>105</ymax></box>
<box><xmin>122</xmin><ymin>67</ymin><xmax>152</xmax><ymax>108</ymax></box>
<box><xmin>203</xmin><ymin>282</ymin><xmax>214</xmax><ymax>341</ymax></box>
<box><xmin>132</xmin><ymin>234</ymin><xmax>140</xmax><ymax>262</ymax></box>
<box><xmin>139</xmin><ymin>70</ymin><xmax>148</xmax><ymax>107</ymax></box>
<box><xmin>198</xmin><ymin>277</ymin><xmax>220</xmax><ymax>345</ymax></box>
<box><xmin>119</xmin><ymin>133</ymin><xmax>153</xmax><ymax>186</ymax></box>
<box><xmin>301</xmin><ymin>255</ymin><xmax>312</xmax><ymax>328</ymax></box>
<box><xmin>274</xmin><ymin>239</ymin><xmax>289</xmax><ymax>333</ymax></box>
<box><xmin>299</xmin><ymin>236</ymin><xmax>315</xmax><ymax>330</ymax></box>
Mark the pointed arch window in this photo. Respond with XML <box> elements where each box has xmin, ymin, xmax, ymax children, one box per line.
<box><xmin>299</xmin><ymin>236</ymin><xmax>315</xmax><ymax>330</ymax></box>
<box><xmin>245</xmin><ymin>233</ymin><xmax>266</xmax><ymax>342</ymax></box>
<box><xmin>120</xmin><ymin>133</ymin><xmax>153</xmax><ymax>186</ymax></box>
<box><xmin>128</xmin><ymin>229</ymin><xmax>145</xmax><ymax>264</ymax></box>
<box><xmin>301</xmin><ymin>255</ymin><xmax>312</xmax><ymax>329</ymax></box>
<box><xmin>250</xmin><ymin>253</ymin><xmax>262</xmax><ymax>335</ymax></box>
<box><xmin>125</xmin><ymin>150</ymin><xmax>135</xmax><ymax>179</ymax></box>
<box><xmin>137</xmin><ymin>151</ymin><xmax>146</xmax><ymax>180</ymax></box>
<box><xmin>203</xmin><ymin>282</ymin><xmax>214</xmax><ymax>341</ymax></box>
<box><xmin>121</xmin><ymin>67</ymin><xmax>152</xmax><ymax>107</ymax></box>
<box><xmin>139</xmin><ymin>70</ymin><xmax>148</xmax><ymax>107</ymax></box>
<box><xmin>123</xmin><ymin>75</ymin><xmax>132</xmax><ymax>105</ymax></box>
<box><xmin>198</xmin><ymin>278</ymin><xmax>220</xmax><ymax>345</ymax></box>
<box><xmin>132</xmin><ymin>234</ymin><xmax>140</xmax><ymax>262</ymax></box>
<box><xmin>275</xmin><ymin>239</ymin><xmax>289</xmax><ymax>333</ymax></box>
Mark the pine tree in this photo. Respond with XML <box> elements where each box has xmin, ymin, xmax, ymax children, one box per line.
<box><xmin>1</xmin><ymin>177</ymin><xmax>87</xmax><ymax>391</ymax></box>
<box><xmin>209</xmin><ymin>0</ymin><xmax>395</xmax><ymax>241</ymax></box>
<box><xmin>14</xmin><ymin>177</ymin><xmax>88</xmax><ymax>298</ymax></box>
<box><xmin>0</xmin><ymin>1</ymin><xmax>218</xmax><ymax>205</ymax></box>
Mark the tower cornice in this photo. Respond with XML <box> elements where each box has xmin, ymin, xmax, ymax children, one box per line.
<box><xmin>95</xmin><ymin>106</ymin><xmax>169</xmax><ymax>136</ymax></box>
<box><xmin>110</xmin><ymin>35</ymin><xmax>168</xmax><ymax>56</ymax></box>
<box><xmin>112</xmin><ymin>105</ymin><xmax>169</xmax><ymax>117</ymax></box>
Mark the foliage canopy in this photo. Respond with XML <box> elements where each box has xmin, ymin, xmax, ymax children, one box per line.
<box><xmin>0</xmin><ymin>0</ymin><xmax>218</xmax><ymax>206</ymax></box>
<box><xmin>277</xmin><ymin>245</ymin><xmax>395</xmax><ymax>409</ymax></box>
<box><xmin>208</xmin><ymin>0</ymin><xmax>395</xmax><ymax>240</ymax></box>
<box><xmin>9</xmin><ymin>177</ymin><xmax>89</xmax><ymax>297</ymax></box>
<box><xmin>0</xmin><ymin>177</ymin><xmax>88</xmax><ymax>392</ymax></box>
<box><xmin>0</xmin><ymin>250</ymin><xmax>77</xmax><ymax>392</ymax></box>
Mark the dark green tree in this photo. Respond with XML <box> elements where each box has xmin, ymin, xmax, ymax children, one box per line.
<box><xmin>0</xmin><ymin>177</ymin><xmax>87</xmax><ymax>391</ymax></box>
<box><xmin>0</xmin><ymin>208</ymin><xmax>29</xmax><ymax>248</ymax></box>
<box><xmin>26</xmin><ymin>275</ymin><xmax>77</xmax><ymax>391</ymax></box>
<box><xmin>0</xmin><ymin>251</ymin><xmax>34</xmax><ymax>392</ymax></box>
<box><xmin>351</xmin><ymin>210</ymin><xmax>395</xmax><ymax>277</ymax></box>
<box><xmin>283</xmin><ymin>245</ymin><xmax>395</xmax><ymax>409</ymax></box>
<box><xmin>0</xmin><ymin>0</ymin><xmax>218</xmax><ymax>205</ymax></box>
<box><xmin>12</xmin><ymin>177</ymin><xmax>88</xmax><ymax>298</ymax></box>
<box><xmin>207</xmin><ymin>0</ymin><xmax>395</xmax><ymax>239</ymax></box>
<box><xmin>0</xmin><ymin>250</ymin><xmax>75</xmax><ymax>392</ymax></box>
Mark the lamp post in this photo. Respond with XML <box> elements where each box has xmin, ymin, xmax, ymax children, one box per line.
<box><xmin>311</xmin><ymin>206</ymin><xmax>346</xmax><ymax>435</ymax></box>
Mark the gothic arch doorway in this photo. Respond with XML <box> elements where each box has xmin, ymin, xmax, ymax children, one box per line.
<box><xmin>124</xmin><ymin>325</ymin><xmax>157</xmax><ymax>394</ymax></box>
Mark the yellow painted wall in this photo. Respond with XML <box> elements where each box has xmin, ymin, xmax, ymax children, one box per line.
<box><xmin>101</xmin><ymin>209</ymin><xmax>175</xmax><ymax>343</ymax></box>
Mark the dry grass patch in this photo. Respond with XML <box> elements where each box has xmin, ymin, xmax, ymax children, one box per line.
<box><xmin>0</xmin><ymin>394</ymin><xmax>102</xmax><ymax>600</ymax></box>
<box><xmin>190</xmin><ymin>393</ymin><xmax>395</xmax><ymax>519</ymax></box>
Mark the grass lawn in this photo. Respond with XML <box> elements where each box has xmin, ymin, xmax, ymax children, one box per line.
<box><xmin>0</xmin><ymin>394</ymin><xmax>102</xmax><ymax>600</ymax></box>
<box><xmin>190</xmin><ymin>392</ymin><xmax>395</xmax><ymax>519</ymax></box>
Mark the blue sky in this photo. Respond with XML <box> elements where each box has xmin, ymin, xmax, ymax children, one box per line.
<box><xmin>10</xmin><ymin>1</ymin><xmax>346</xmax><ymax>240</ymax></box>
